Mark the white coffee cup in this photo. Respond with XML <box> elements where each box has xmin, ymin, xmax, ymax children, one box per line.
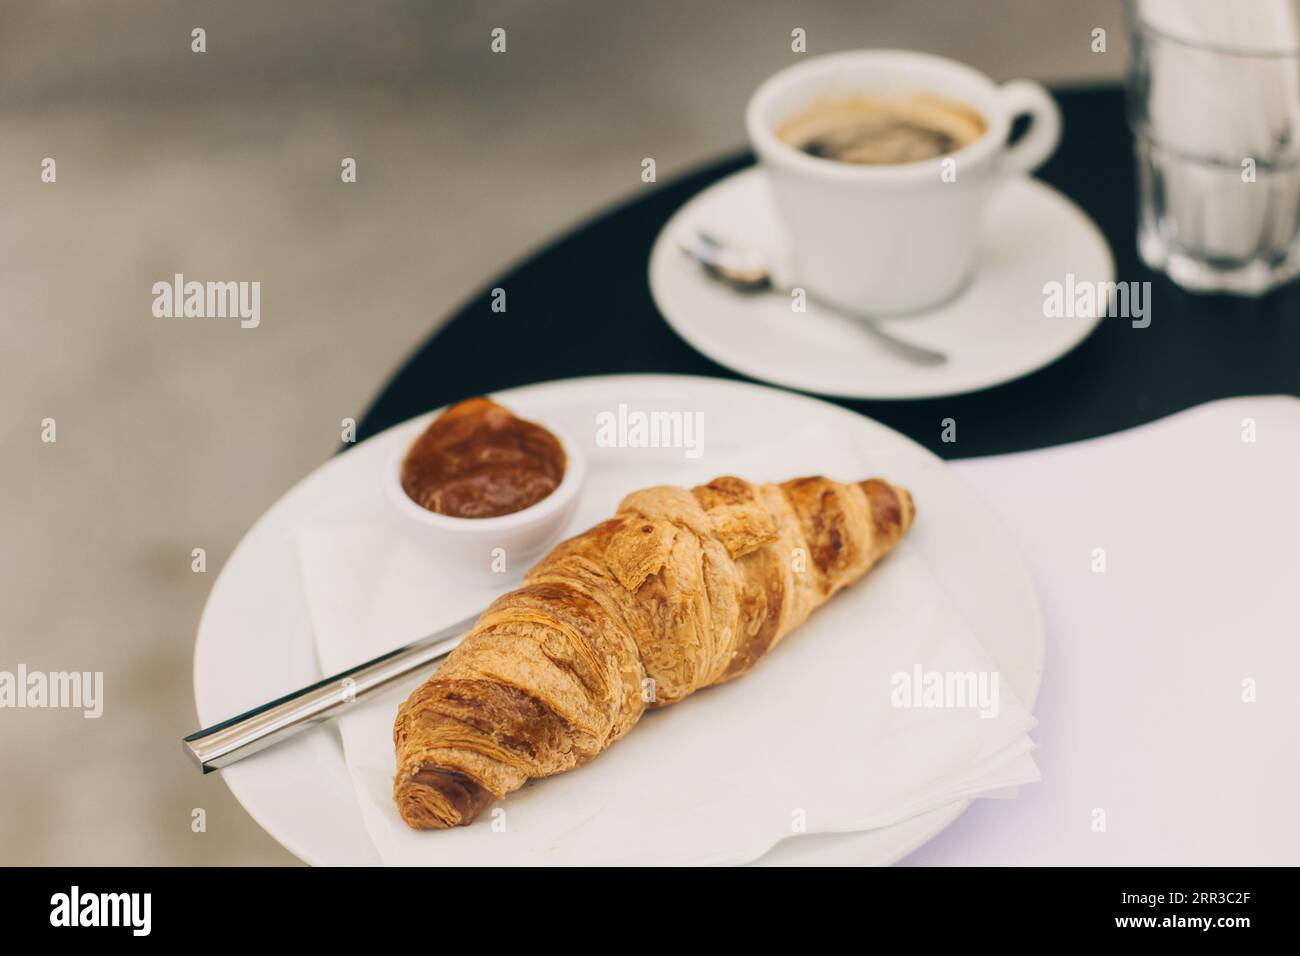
<box><xmin>746</xmin><ymin>50</ymin><xmax>1062</xmax><ymax>315</ymax></box>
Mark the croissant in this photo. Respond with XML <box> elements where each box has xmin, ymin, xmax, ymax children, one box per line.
<box><xmin>393</xmin><ymin>473</ymin><xmax>915</xmax><ymax>829</ymax></box>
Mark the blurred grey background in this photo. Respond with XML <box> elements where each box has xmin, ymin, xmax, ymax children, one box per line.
<box><xmin>0</xmin><ymin>0</ymin><xmax>1124</xmax><ymax>864</ymax></box>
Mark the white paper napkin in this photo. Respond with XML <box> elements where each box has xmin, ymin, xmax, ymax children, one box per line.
<box><xmin>297</xmin><ymin>423</ymin><xmax>1039</xmax><ymax>865</ymax></box>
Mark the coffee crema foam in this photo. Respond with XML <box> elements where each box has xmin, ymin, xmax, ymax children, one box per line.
<box><xmin>776</xmin><ymin>92</ymin><xmax>987</xmax><ymax>165</ymax></box>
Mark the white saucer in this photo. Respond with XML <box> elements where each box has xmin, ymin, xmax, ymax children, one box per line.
<box><xmin>649</xmin><ymin>168</ymin><xmax>1114</xmax><ymax>400</ymax></box>
<box><xmin>192</xmin><ymin>375</ymin><xmax>1043</xmax><ymax>866</ymax></box>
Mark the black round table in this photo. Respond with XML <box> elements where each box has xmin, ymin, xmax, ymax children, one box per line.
<box><xmin>357</xmin><ymin>87</ymin><xmax>1300</xmax><ymax>459</ymax></box>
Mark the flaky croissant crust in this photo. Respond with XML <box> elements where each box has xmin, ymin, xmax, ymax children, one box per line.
<box><xmin>393</xmin><ymin>474</ymin><xmax>915</xmax><ymax>829</ymax></box>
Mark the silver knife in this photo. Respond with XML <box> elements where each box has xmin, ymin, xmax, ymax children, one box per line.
<box><xmin>182</xmin><ymin>613</ymin><xmax>479</xmax><ymax>773</ymax></box>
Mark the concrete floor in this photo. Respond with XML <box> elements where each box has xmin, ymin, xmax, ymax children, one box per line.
<box><xmin>0</xmin><ymin>0</ymin><xmax>1124</xmax><ymax>864</ymax></box>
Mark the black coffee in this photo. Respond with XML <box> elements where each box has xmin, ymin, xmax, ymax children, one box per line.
<box><xmin>776</xmin><ymin>93</ymin><xmax>986</xmax><ymax>165</ymax></box>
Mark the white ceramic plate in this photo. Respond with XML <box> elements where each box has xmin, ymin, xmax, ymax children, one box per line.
<box><xmin>191</xmin><ymin>375</ymin><xmax>1043</xmax><ymax>865</ymax></box>
<box><xmin>649</xmin><ymin>168</ymin><xmax>1113</xmax><ymax>400</ymax></box>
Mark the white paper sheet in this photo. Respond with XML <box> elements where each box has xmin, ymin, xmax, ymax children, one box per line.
<box><xmin>904</xmin><ymin>396</ymin><xmax>1300</xmax><ymax>865</ymax></box>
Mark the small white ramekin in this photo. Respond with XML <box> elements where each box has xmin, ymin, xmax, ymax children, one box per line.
<box><xmin>383</xmin><ymin>420</ymin><xmax>586</xmax><ymax>577</ymax></box>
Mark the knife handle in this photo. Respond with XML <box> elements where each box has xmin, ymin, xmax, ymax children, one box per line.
<box><xmin>183</xmin><ymin>614</ymin><xmax>477</xmax><ymax>772</ymax></box>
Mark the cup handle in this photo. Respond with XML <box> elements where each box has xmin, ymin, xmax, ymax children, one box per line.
<box><xmin>995</xmin><ymin>79</ymin><xmax>1062</xmax><ymax>175</ymax></box>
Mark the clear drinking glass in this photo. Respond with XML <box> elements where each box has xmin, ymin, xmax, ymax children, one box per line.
<box><xmin>1126</xmin><ymin>0</ymin><xmax>1300</xmax><ymax>294</ymax></box>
